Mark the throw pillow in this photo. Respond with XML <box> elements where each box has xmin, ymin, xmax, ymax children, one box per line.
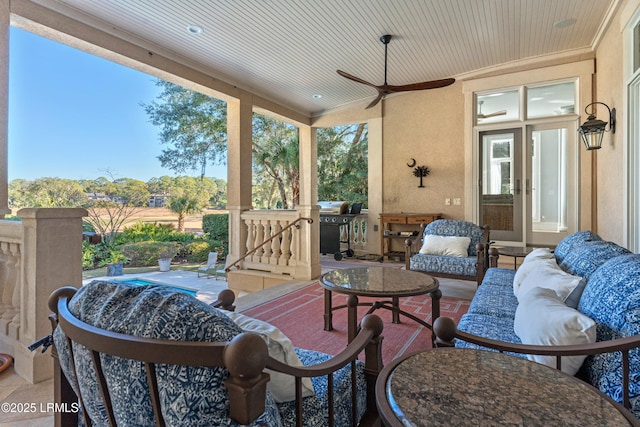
<box><xmin>419</xmin><ymin>235</ymin><xmax>471</xmax><ymax>257</ymax></box>
<box><xmin>514</xmin><ymin>287</ymin><xmax>596</xmax><ymax>375</ymax></box>
<box><xmin>224</xmin><ymin>311</ymin><xmax>315</xmax><ymax>403</ymax></box>
<box><xmin>512</xmin><ymin>248</ymin><xmax>554</xmax><ymax>295</ymax></box>
<box><xmin>515</xmin><ymin>257</ymin><xmax>584</xmax><ymax>304</ymax></box>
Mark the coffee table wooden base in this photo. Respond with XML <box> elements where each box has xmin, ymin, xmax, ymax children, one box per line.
<box><xmin>320</xmin><ymin>267</ymin><xmax>441</xmax><ymax>345</ymax></box>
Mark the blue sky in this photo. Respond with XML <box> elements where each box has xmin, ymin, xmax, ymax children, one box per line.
<box><xmin>8</xmin><ymin>28</ymin><xmax>227</xmax><ymax>182</ymax></box>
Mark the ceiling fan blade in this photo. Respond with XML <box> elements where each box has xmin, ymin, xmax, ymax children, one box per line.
<box><xmin>382</xmin><ymin>78</ymin><xmax>456</xmax><ymax>93</ymax></box>
<box><xmin>336</xmin><ymin>70</ymin><xmax>377</xmax><ymax>87</ymax></box>
<box><xmin>338</xmin><ymin>36</ymin><xmax>456</xmax><ymax>109</ymax></box>
<box><xmin>365</xmin><ymin>92</ymin><xmax>384</xmax><ymax>109</ymax></box>
<box><xmin>478</xmin><ymin>110</ymin><xmax>507</xmax><ymax>118</ymax></box>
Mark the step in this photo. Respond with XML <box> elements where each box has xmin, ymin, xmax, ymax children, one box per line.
<box><xmin>228</xmin><ymin>269</ymin><xmax>294</xmax><ymax>293</ymax></box>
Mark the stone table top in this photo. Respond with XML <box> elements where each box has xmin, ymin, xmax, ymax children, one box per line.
<box><xmin>377</xmin><ymin>348</ymin><xmax>636</xmax><ymax>426</ymax></box>
<box><xmin>319</xmin><ymin>267</ymin><xmax>438</xmax><ymax>297</ymax></box>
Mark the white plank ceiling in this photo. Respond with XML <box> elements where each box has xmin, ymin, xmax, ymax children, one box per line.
<box><xmin>29</xmin><ymin>0</ymin><xmax>617</xmax><ymax>115</ymax></box>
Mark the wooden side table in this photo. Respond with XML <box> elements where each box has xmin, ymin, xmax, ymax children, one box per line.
<box><xmin>379</xmin><ymin>213</ymin><xmax>442</xmax><ymax>261</ymax></box>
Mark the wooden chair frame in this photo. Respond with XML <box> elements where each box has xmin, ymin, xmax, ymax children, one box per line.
<box><xmin>404</xmin><ymin>223</ymin><xmax>491</xmax><ymax>285</ymax></box>
<box><xmin>48</xmin><ymin>287</ymin><xmax>384</xmax><ymax>427</ymax></box>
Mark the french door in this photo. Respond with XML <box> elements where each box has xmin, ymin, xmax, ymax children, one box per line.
<box><xmin>479</xmin><ymin>121</ymin><xmax>578</xmax><ymax>245</ymax></box>
<box><xmin>479</xmin><ymin>129</ymin><xmax>523</xmax><ymax>241</ymax></box>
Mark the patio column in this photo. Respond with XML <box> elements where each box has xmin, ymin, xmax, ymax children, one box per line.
<box><xmin>0</xmin><ymin>1</ymin><xmax>9</xmax><ymax>216</ymax></box>
<box><xmin>296</xmin><ymin>125</ymin><xmax>320</xmax><ymax>279</ymax></box>
<box><xmin>226</xmin><ymin>92</ymin><xmax>253</xmax><ymax>266</ymax></box>
<box><xmin>14</xmin><ymin>207</ymin><xmax>86</xmax><ymax>383</ymax></box>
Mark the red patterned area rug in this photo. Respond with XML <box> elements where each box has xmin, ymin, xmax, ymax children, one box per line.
<box><xmin>241</xmin><ymin>282</ymin><xmax>470</xmax><ymax>364</ymax></box>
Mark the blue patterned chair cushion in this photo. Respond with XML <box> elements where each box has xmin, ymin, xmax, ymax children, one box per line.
<box><xmin>554</xmin><ymin>230</ymin><xmax>602</xmax><ymax>264</ymax></box>
<box><xmin>409</xmin><ymin>254</ymin><xmax>478</xmax><ymax>277</ymax></box>
<box><xmin>423</xmin><ymin>219</ymin><xmax>486</xmax><ymax>256</ymax></box>
<box><xmin>559</xmin><ymin>240</ymin><xmax>631</xmax><ymax>281</ymax></box>
<box><xmin>578</xmin><ymin>254</ymin><xmax>640</xmax><ymax>416</ymax></box>
<box><xmin>466</xmin><ymin>269</ymin><xmax>518</xmax><ymax>319</ymax></box>
<box><xmin>579</xmin><ymin>254</ymin><xmax>640</xmax><ymax>338</ymax></box>
<box><xmin>277</xmin><ymin>348</ymin><xmax>366</xmax><ymax>427</ymax></box>
<box><xmin>455</xmin><ymin>313</ymin><xmax>525</xmax><ymax>359</ymax></box>
<box><xmin>53</xmin><ymin>281</ymin><xmax>282</xmax><ymax>427</ymax></box>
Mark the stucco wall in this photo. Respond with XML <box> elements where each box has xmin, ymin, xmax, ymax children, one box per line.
<box><xmin>381</xmin><ymin>83</ymin><xmax>465</xmax><ymax>218</ymax></box>
<box><xmin>594</xmin><ymin>0</ymin><xmax>634</xmax><ymax>244</ymax></box>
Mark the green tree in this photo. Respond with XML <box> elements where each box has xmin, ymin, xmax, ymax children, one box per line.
<box><xmin>252</xmin><ymin>114</ymin><xmax>299</xmax><ymax>208</ymax></box>
<box><xmin>146</xmin><ymin>175</ymin><xmax>174</xmax><ymax>195</ymax></box>
<box><xmin>143</xmin><ymin>81</ymin><xmax>227</xmax><ymax>179</ymax></box>
<box><xmin>81</xmin><ymin>175</ymin><xmax>150</xmax><ymax>244</ymax></box>
<box><xmin>168</xmin><ymin>195</ymin><xmax>204</xmax><ymax>231</ymax></box>
<box><xmin>317</xmin><ymin>123</ymin><xmax>368</xmax><ymax>206</ymax></box>
<box><xmin>9</xmin><ymin>177</ymin><xmax>87</xmax><ymax>209</ymax></box>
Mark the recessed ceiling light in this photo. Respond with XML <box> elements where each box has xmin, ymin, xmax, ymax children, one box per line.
<box><xmin>187</xmin><ymin>25</ymin><xmax>203</xmax><ymax>35</ymax></box>
<box><xmin>312</xmin><ymin>94</ymin><xmax>322</xmax><ymax>99</ymax></box>
<box><xmin>554</xmin><ymin>18</ymin><xmax>576</xmax><ymax>29</ymax></box>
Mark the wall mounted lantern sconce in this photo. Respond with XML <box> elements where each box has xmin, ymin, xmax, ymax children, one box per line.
<box><xmin>578</xmin><ymin>102</ymin><xmax>616</xmax><ymax>150</ymax></box>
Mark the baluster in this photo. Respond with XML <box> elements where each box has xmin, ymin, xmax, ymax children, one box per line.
<box><xmin>254</xmin><ymin>220</ymin><xmax>265</xmax><ymax>261</ymax></box>
<box><xmin>361</xmin><ymin>218</ymin><xmax>368</xmax><ymax>247</ymax></box>
<box><xmin>246</xmin><ymin>219</ymin><xmax>256</xmax><ymax>262</ymax></box>
<box><xmin>0</xmin><ymin>242</ymin><xmax>16</xmax><ymax>334</ymax></box>
<box><xmin>351</xmin><ymin>220</ymin><xmax>358</xmax><ymax>250</ymax></box>
<box><xmin>262</xmin><ymin>220</ymin><xmax>272</xmax><ymax>262</ymax></box>
<box><xmin>280</xmin><ymin>221</ymin><xmax>291</xmax><ymax>265</ymax></box>
<box><xmin>270</xmin><ymin>221</ymin><xmax>282</xmax><ymax>265</ymax></box>
<box><xmin>289</xmin><ymin>223</ymin><xmax>298</xmax><ymax>265</ymax></box>
<box><xmin>0</xmin><ymin>242</ymin><xmax>15</xmax><ymax>334</ymax></box>
<box><xmin>8</xmin><ymin>243</ymin><xmax>21</xmax><ymax>338</ymax></box>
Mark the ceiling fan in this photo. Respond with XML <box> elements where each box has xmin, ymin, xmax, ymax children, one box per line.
<box><xmin>337</xmin><ymin>34</ymin><xmax>455</xmax><ymax>109</ymax></box>
<box><xmin>477</xmin><ymin>100</ymin><xmax>507</xmax><ymax>119</ymax></box>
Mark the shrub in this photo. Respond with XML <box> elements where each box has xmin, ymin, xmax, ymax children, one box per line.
<box><xmin>181</xmin><ymin>240</ymin><xmax>227</xmax><ymax>262</ymax></box>
<box><xmin>121</xmin><ymin>241</ymin><xmax>181</xmax><ymax>267</ymax></box>
<box><xmin>115</xmin><ymin>221</ymin><xmax>175</xmax><ymax>243</ymax></box>
<box><xmin>202</xmin><ymin>214</ymin><xmax>228</xmax><ymax>241</ymax></box>
<box><xmin>82</xmin><ymin>241</ymin><xmax>96</xmax><ymax>269</ymax></box>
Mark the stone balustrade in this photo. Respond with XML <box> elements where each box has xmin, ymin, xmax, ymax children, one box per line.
<box><xmin>0</xmin><ymin>208</ymin><xmax>86</xmax><ymax>383</ymax></box>
<box><xmin>240</xmin><ymin>209</ymin><xmax>313</xmax><ymax>277</ymax></box>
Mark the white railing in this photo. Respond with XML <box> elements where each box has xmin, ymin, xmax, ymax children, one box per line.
<box><xmin>340</xmin><ymin>212</ymin><xmax>368</xmax><ymax>251</ymax></box>
<box><xmin>0</xmin><ymin>222</ymin><xmax>22</xmax><ymax>343</ymax></box>
<box><xmin>240</xmin><ymin>209</ymin><xmax>311</xmax><ymax>277</ymax></box>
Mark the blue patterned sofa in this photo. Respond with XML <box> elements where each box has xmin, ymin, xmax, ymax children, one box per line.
<box><xmin>405</xmin><ymin>219</ymin><xmax>490</xmax><ymax>285</ymax></box>
<box><xmin>47</xmin><ymin>281</ymin><xmax>384</xmax><ymax>427</ymax></box>
<box><xmin>434</xmin><ymin>230</ymin><xmax>640</xmax><ymax>420</ymax></box>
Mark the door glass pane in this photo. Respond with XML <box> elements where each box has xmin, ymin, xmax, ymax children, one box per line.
<box><xmin>527</xmin><ymin>82</ymin><xmax>575</xmax><ymax>119</ymax></box>
<box><xmin>530</xmin><ymin>128</ymin><xmax>568</xmax><ymax>232</ymax></box>
<box><xmin>481</xmin><ymin>133</ymin><xmax>515</xmax><ymax>234</ymax></box>
<box><xmin>476</xmin><ymin>90</ymin><xmax>519</xmax><ymax>125</ymax></box>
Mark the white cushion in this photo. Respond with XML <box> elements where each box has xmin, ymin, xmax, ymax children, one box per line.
<box><xmin>514</xmin><ymin>257</ymin><xmax>583</xmax><ymax>303</ymax></box>
<box><xmin>223</xmin><ymin>311</ymin><xmax>315</xmax><ymax>403</ymax></box>
<box><xmin>419</xmin><ymin>235</ymin><xmax>470</xmax><ymax>257</ymax></box>
<box><xmin>514</xmin><ymin>287</ymin><xmax>596</xmax><ymax>375</ymax></box>
<box><xmin>512</xmin><ymin>248</ymin><xmax>554</xmax><ymax>295</ymax></box>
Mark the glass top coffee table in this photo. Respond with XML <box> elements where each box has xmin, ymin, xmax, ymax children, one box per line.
<box><xmin>497</xmin><ymin>246</ymin><xmax>534</xmax><ymax>269</ymax></box>
<box><xmin>319</xmin><ymin>267</ymin><xmax>440</xmax><ymax>343</ymax></box>
<box><xmin>376</xmin><ymin>348</ymin><xmax>639</xmax><ymax>427</ymax></box>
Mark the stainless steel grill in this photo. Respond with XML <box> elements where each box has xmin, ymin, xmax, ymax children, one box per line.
<box><xmin>318</xmin><ymin>201</ymin><xmax>361</xmax><ymax>260</ymax></box>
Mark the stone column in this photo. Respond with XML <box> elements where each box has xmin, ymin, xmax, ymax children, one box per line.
<box><xmin>296</xmin><ymin>126</ymin><xmax>321</xmax><ymax>279</ymax></box>
<box><xmin>16</xmin><ymin>208</ymin><xmax>87</xmax><ymax>383</ymax></box>
<box><xmin>0</xmin><ymin>1</ymin><xmax>10</xmax><ymax>215</ymax></box>
<box><xmin>226</xmin><ymin>93</ymin><xmax>253</xmax><ymax>267</ymax></box>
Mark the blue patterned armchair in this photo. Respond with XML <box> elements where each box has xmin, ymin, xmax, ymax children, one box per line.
<box><xmin>405</xmin><ymin>219</ymin><xmax>490</xmax><ymax>285</ymax></box>
<box><xmin>47</xmin><ymin>281</ymin><xmax>384</xmax><ymax>427</ymax></box>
